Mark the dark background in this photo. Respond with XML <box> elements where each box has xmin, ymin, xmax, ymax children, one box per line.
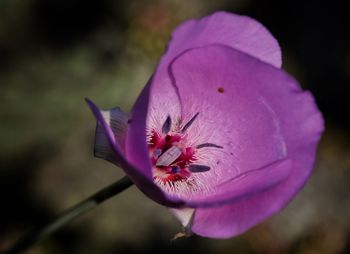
<box><xmin>0</xmin><ymin>0</ymin><xmax>349</xmax><ymax>253</ymax></box>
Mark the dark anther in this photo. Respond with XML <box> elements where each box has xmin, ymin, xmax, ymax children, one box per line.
<box><xmin>162</xmin><ymin>115</ymin><xmax>172</xmax><ymax>134</ymax></box>
<box><xmin>181</xmin><ymin>112</ymin><xmax>199</xmax><ymax>133</ymax></box>
<box><xmin>188</xmin><ymin>164</ymin><xmax>211</xmax><ymax>173</ymax></box>
<box><xmin>171</xmin><ymin>165</ymin><xmax>181</xmax><ymax>173</ymax></box>
<box><xmin>196</xmin><ymin>143</ymin><xmax>223</xmax><ymax>149</ymax></box>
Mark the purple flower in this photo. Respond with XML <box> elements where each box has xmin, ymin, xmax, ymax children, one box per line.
<box><xmin>86</xmin><ymin>12</ymin><xmax>324</xmax><ymax>238</ymax></box>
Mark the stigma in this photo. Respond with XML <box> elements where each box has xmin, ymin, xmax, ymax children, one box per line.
<box><xmin>156</xmin><ymin>146</ymin><xmax>182</xmax><ymax>166</ymax></box>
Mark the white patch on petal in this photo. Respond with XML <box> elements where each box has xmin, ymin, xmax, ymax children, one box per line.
<box><xmin>170</xmin><ymin>207</ymin><xmax>195</xmax><ymax>229</ymax></box>
<box><xmin>258</xmin><ymin>96</ymin><xmax>287</xmax><ymax>158</ymax></box>
<box><xmin>94</xmin><ymin>107</ymin><xmax>128</xmax><ymax>165</ymax></box>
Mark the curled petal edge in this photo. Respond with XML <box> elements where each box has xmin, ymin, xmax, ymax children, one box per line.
<box><xmin>86</xmin><ymin>98</ymin><xmax>184</xmax><ymax>207</ymax></box>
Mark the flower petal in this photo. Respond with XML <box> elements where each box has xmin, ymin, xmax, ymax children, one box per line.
<box><xmin>86</xmin><ymin>98</ymin><xmax>184</xmax><ymax>207</ymax></box>
<box><xmin>164</xmin><ymin>11</ymin><xmax>281</xmax><ymax>68</ymax></box>
<box><xmin>108</xmin><ymin>12</ymin><xmax>322</xmax><ymax>211</ymax></box>
<box><xmin>124</xmin><ymin>12</ymin><xmax>283</xmax><ymax>207</ymax></box>
<box><xmin>125</xmin><ymin>78</ymin><xmax>181</xmax><ymax>179</ymax></box>
<box><xmin>186</xmin><ymin>158</ymin><xmax>292</xmax><ymax>207</ymax></box>
<box><xmin>191</xmin><ymin>145</ymin><xmax>319</xmax><ymax>238</ymax></box>
<box><xmin>161</xmin><ymin>45</ymin><xmax>288</xmax><ymax>204</ymax></box>
<box><xmin>167</xmin><ymin>45</ymin><xmax>323</xmax><ymax>236</ymax></box>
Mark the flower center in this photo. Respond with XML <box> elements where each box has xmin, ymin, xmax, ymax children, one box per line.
<box><xmin>148</xmin><ymin>130</ymin><xmax>195</xmax><ymax>184</ymax></box>
<box><xmin>148</xmin><ymin>113</ymin><xmax>222</xmax><ymax>186</ymax></box>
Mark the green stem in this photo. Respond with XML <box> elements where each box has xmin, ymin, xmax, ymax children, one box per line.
<box><xmin>4</xmin><ymin>176</ymin><xmax>134</xmax><ymax>254</ymax></box>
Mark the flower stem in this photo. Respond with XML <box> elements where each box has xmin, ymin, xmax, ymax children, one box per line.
<box><xmin>4</xmin><ymin>176</ymin><xmax>134</xmax><ymax>254</ymax></box>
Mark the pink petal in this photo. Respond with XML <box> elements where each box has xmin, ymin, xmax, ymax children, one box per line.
<box><xmin>165</xmin><ymin>11</ymin><xmax>281</xmax><ymax>68</ymax></box>
<box><xmin>186</xmin><ymin>159</ymin><xmax>292</xmax><ymax>207</ymax></box>
<box><xmin>167</xmin><ymin>45</ymin><xmax>323</xmax><ymax>236</ymax></box>
<box><xmin>125</xmin><ymin>12</ymin><xmax>283</xmax><ymax>207</ymax></box>
<box><xmin>191</xmin><ymin>145</ymin><xmax>319</xmax><ymax>238</ymax></box>
<box><xmin>163</xmin><ymin>45</ymin><xmax>290</xmax><ymax>204</ymax></box>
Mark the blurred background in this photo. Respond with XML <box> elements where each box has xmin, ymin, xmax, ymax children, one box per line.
<box><xmin>0</xmin><ymin>0</ymin><xmax>349</xmax><ymax>253</ymax></box>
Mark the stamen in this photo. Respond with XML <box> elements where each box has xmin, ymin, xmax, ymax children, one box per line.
<box><xmin>188</xmin><ymin>164</ymin><xmax>211</xmax><ymax>173</ymax></box>
<box><xmin>181</xmin><ymin>112</ymin><xmax>199</xmax><ymax>133</ymax></box>
<box><xmin>156</xmin><ymin>146</ymin><xmax>182</xmax><ymax>166</ymax></box>
<box><xmin>171</xmin><ymin>165</ymin><xmax>181</xmax><ymax>173</ymax></box>
<box><xmin>162</xmin><ymin>115</ymin><xmax>172</xmax><ymax>134</ymax></box>
<box><xmin>196</xmin><ymin>143</ymin><xmax>223</xmax><ymax>149</ymax></box>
